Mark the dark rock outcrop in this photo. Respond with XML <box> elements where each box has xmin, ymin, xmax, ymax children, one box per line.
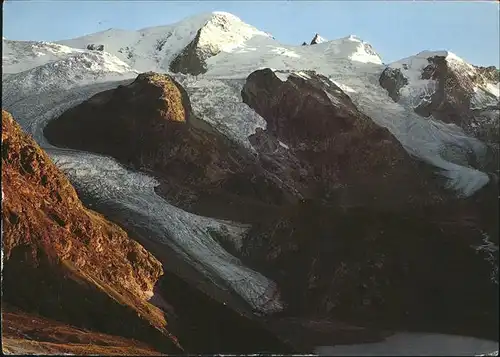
<box><xmin>476</xmin><ymin>66</ymin><xmax>500</xmax><ymax>83</ymax></box>
<box><xmin>379</xmin><ymin>67</ymin><xmax>409</xmax><ymax>102</ymax></box>
<box><xmin>1</xmin><ymin>110</ymin><xmax>182</xmax><ymax>353</ymax></box>
<box><xmin>380</xmin><ymin>55</ymin><xmax>500</xmax><ymax>149</ymax></box>
<box><xmin>242</xmin><ymin>196</ymin><xmax>498</xmax><ymax>340</ymax></box>
<box><xmin>310</xmin><ymin>33</ymin><xmax>325</xmax><ymax>45</ymax></box>
<box><xmin>239</xmin><ymin>69</ymin><xmax>499</xmax><ymax>340</ymax></box>
<box><xmin>415</xmin><ymin>56</ymin><xmax>478</xmax><ymax>126</ymax></box>
<box><xmin>44</xmin><ymin>72</ymin><xmax>297</xmax><ymax>223</ymax></box>
<box><xmin>169</xmin><ymin>29</ymin><xmax>217</xmax><ymax>75</ymax></box>
<box><xmin>242</xmin><ymin>68</ymin><xmax>448</xmax><ymax>210</ymax></box>
<box><xmin>86</xmin><ymin>43</ymin><xmax>104</xmax><ymax>51</ymax></box>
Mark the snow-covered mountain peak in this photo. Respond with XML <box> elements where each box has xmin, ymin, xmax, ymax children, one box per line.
<box><xmin>318</xmin><ymin>36</ymin><xmax>382</xmax><ymax>65</ymax></box>
<box><xmin>3</xmin><ymin>39</ymin><xmax>87</xmax><ymax>74</ymax></box>
<box><xmin>414</xmin><ymin>50</ymin><xmax>464</xmax><ymax>62</ymax></box>
<box><xmin>390</xmin><ymin>50</ymin><xmax>473</xmax><ymax>72</ymax></box>
<box><xmin>209</xmin><ymin>11</ymin><xmax>244</xmax><ymax>23</ymax></box>
<box><xmin>387</xmin><ymin>50</ymin><xmax>498</xmax><ymax>102</ymax></box>
<box><xmin>310</xmin><ymin>33</ymin><xmax>327</xmax><ymax>45</ymax></box>
<box><xmin>195</xmin><ymin>11</ymin><xmax>270</xmax><ymax>53</ymax></box>
<box><xmin>381</xmin><ymin>49</ymin><xmax>499</xmax><ymax>148</ymax></box>
<box><xmin>55</xmin><ymin>11</ymin><xmax>270</xmax><ymax>73</ymax></box>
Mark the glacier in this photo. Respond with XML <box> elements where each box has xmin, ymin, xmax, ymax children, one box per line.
<box><xmin>2</xmin><ymin>12</ymin><xmax>498</xmax><ymax>351</ymax></box>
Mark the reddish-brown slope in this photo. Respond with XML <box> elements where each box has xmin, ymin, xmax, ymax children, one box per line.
<box><xmin>2</xmin><ymin>304</ymin><xmax>164</xmax><ymax>355</ymax></box>
<box><xmin>1</xmin><ymin>109</ymin><xmax>182</xmax><ymax>353</ymax></box>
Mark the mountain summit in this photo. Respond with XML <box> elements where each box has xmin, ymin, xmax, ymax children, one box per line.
<box><xmin>310</xmin><ymin>33</ymin><xmax>327</xmax><ymax>45</ymax></box>
<box><xmin>57</xmin><ymin>11</ymin><xmax>269</xmax><ymax>73</ymax></box>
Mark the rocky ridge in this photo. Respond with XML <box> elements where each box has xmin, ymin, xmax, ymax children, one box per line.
<box><xmin>380</xmin><ymin>51</ymin><xmax>500</xmax><ymax>148</ymax></box>
<box><xmin>43</xmin><ymin>72</ymin><xmax>300</xmax><ymax>223</ymax></box>
<box><xmin>242</xmin><ymin>68</ymin><xmax>448</xmax><ymax>210</ymax></box>
<box><xmin>2</xmin><ymin>304</ymin><xmax>164</xmax><ymax>355</ymax></box>
<box><xmin>1</xmin><ymin>110</ymin><xmax>182</xmax><ymax>353</ymax></box>
<box><xmin>310</xmin><ymin>34</ymin><xmax>327</xmax><ymax>45</ymax></box>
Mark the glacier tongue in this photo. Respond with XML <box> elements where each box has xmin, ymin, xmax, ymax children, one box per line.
<box><xmin>2</xmin><ymin>73</ymin><xmax>284</xmax><ymax>315</ymax></box>
<box><xmin>51</xmin><ymin>149</ymin><xmax>284</xmax><ymax>314</ymax></box>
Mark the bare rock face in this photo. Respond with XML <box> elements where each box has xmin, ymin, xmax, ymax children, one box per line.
<box><xmin>243</xmin><ymin>196</ymin><xmax>499</xmax><ymax>341</ymax></box>
<box><xmin>240</xmin><ymin>69</ymin><xmax>499</xmax><ymax>340</ymax></box>
<box><xmin>1</xmin><ymin>110</ymin><xmax>182</xmax><ymax>353</ymax></box>
<box><xmin>379</xmin><ymin>67</ymin><xmax>409</xmax><ymax>102</ymax></box>
<box><xmin>310</xmin><ymin>33</ymin><xmax>326</xmax><ymax>45</ymax></box>
<box><xmin>380</xmin><ymin>54</ymin><xmax>500</xmax><ymax>147</ymax></box>
<box><xmin>169</xmin><ymin>28</ymin><xmax>216</xmax><ymax>75</ymax></box>
<box><xmin>242</xmin><ymin>68</ymin><xmax>447</xmax><ymax>210</ymax></box>
<box><xmin>44</xmin><ymin>73</ymin><xmax>296</xmax><ymax>222</ymax></box>
<box><xmin>86</xmin><ymin>43</ymin><xmax>104</xmax><ymax>51</ymax></box>
<box><xmin>169</xmin><ymin>12</ymin><xmax>262</xmax><ymax>76</ymax></box>
<box><xmin>45</xmin><ymin>72</ymin><xmax>205</xmax><ymax>177</ymax></box>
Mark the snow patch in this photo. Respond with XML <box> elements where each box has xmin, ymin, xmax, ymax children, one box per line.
<box><xmin>485</xmin><ymin>82</ymin><xmax>500</xmax><ymax>98</ymax></box>
<box><xmin>471</xmin><ymin>233</ymin><xmax>499</xmax><ymax>285</ymax></box>
<box><xmin>274</xmin><ymin>71</ymin><xmax>290</xmax><ymax>82</ymax></box>
<box><xmin>330</xmin><ymin>79</ymin><xmax>357</xmax><ymax>94</ymax></box>
<box><xmin>294</xmin><ymin>71</ymin><xmax>311</xmax><ymax>80</ymax></box>
<box><xmin>472</xmin><ymin>84</ymin><xmax>500</xmax><ymax>110</ymax></box>
<box><xmin>278</xmin><ymin>141</ymin><xmax>289</xmax><ymax>150</ymax></box>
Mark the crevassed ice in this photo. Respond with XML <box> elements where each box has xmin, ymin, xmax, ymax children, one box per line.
<box><xmin>203</xmin><ymin>53</ymin><xmax>489</xmax><ymax>195</ymax></box>
<box><xmin>52</xmin><ymin>150</ymin><xmax>283</xmax><ymax>313</ymax></box>
<box><xmin>2</xmin><ymin>76</ymin><xmax>283</xmax><ymax>314</ymax></box>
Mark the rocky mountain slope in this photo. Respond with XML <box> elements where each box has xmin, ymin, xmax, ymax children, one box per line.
<box><xmin>1</xmin><ymin>110</ymin><xmax>182</xmax><ymax>353</ymax></box>
<box><xmin>2</xmin><ymin>304</ymin><xmax>164</xmax><ymax>355</ymax></box>
<box><xmin>43</xmin><ymin>66</ymin><xmax>499</xmax><ymax>341</ymax></box>
<box><xmin>380</xmin><ymin>50</ymin><xmax>500</xmax><ymax>169</ymax></box>
<box><xmin>2</xmin><ymin>109</ymin><xmax>293</xmax><ymax>354</ymax></box>
<box><xmin>43</xmin><ymin>72</ymin><xmax>295</xmax><ymax>219</ymax></box>
<box><xmin>241</xmin><ymin>68</ymin><xmax>447</xmax><ymax>210</ymax></box>
<box><xmin>2</xmin><ymin>10</ymin><xmax>498</xmax><ymax>355</ymax></box>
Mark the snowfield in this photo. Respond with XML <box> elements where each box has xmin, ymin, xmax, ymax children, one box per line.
<box><xmin>2</xmin><ymin>39</ymin><xmax>86</xmax><ymax>73</ymax></box>
<box><xmin>2</xmin><ymin>10</ymin><xmax>498</xmax><ymax>337</ymax></box>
